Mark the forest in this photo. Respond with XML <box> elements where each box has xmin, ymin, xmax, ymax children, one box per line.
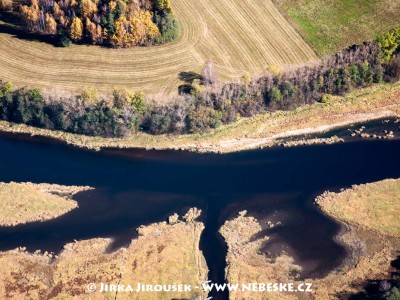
<box><xmin>0</xmin><ymin>0</ymin><xmax>179</xmax><ymax>47</ymax></box>
<box><xmin>0</xmin><ymin>27</ymin><xmax>399</xmax><ymax>137</ymax></box>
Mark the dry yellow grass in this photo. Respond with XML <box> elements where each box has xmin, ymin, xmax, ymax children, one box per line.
<box><xmin>220</xmin><ymin>212</ymin><xmax>301</xmax><ymax>300</ymax></box>
<box><xmin>316</xmin><ymin>179</ymin><xmax>400</xmax><ymax>237</ymax></box>
<box><xmin>220</xmin><ymin>178</ymin><xmax>400</xmax><ymax>299</ymax></box>
<box><xmin>0</xmin><ymin>81</ymin><xmax>399</xmax><ymax>153</ymax></box>
<box><xmin>309</xmin><ymin>223</ymin><xmax>397</xmax><ymax>299</ymax></box>
<box><xmin>0</xmin><ymin>0</ymin><xmax>316</xmax><ymax>95</ymax></box>
<box><xmin>0</xmin><ymin>209</ymin><xmax>208</xmax><ymax>299</ymax></box>
<box><xmin>220</xmin><ymin>207</ymin><xmax>400</xmax><ymax>300</ymax></box>
<box><xmin>0</xmin><ymin>182</ymin><xmax>91</xmax><ymax>226</ymax></box>
<box><xmin>311</xmin><ymin>179</ymin><xmax>400</xmax><ymax>299</ymax></box>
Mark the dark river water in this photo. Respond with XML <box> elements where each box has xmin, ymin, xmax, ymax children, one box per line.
<box><xmin>0</xmin><ymin>130</ymin><xmax>399</xmax><ymax>299</ymax></box>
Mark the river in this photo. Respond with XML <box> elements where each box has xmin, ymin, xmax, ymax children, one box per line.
<box><xmin>0</xmin><ymin>129</ymin><xmax>399</xmax><ymax>299</ymax></box>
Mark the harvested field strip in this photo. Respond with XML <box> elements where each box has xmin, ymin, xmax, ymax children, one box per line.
<box><xmin>0</xmin><ymin>0</ymin><xmax>317</xmax><ymax>96</ymax></box>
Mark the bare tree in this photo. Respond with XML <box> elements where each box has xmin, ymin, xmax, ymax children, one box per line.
<box><xmin>201</xmin><ymin>60</ymin><xmax>216</xmax><ymax>86</ymax></box>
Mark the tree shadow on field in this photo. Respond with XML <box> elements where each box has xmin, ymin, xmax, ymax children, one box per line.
<box><xmin>178</xmin><ymin>84</ymin><xmax>192</xmax><ymax>94</ymax></box>
<box><xmin>0</xmin><ymin>11</ymin><xmax>60</xmax><ymax>46</ymax></box>
<box><xmin>178</xmin><ymin>71</ymin><xmax>202</xmax><ymax>84</ymax></box>
<box><xmin>178</xmin><ymin>71</ymin><xmax>203</xmax><ymax>95</ymax></box>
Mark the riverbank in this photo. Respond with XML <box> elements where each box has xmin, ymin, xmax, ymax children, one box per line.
<box><xmin>0</xmin><ymin>182</ymin><xmax>92</xmax><ymax>226</ymax></box>
<box><xmin>0</xmin><ymin>208</ymin><xmax>208</xmax><ymax>299</ymax></box>
<box><xmin>316</xmin><ymin>179</ymin><xmax>400</xmax><ymax>237</ymax></box>
<box><xmin>0</xmin><ymin>82</ymin><xmax>399</xmax><ymax>153</ymax></box>
<box><xmin>220</xmin><ymin>211</ymin><xmax>302</xmax><ymax>300</ymax></box>
<box><xmin>220</xmin><ymin>178</ymin><xmax>400</xmax><ymax>299</ymax></box>
<box><xmin>313</xmin><ymin>178</ymin><xmax>400</xmax><ymax>298</ymax></box>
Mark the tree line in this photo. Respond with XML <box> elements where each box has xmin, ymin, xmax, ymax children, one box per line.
<box><xmin>0</xmin><ymin>0</ymin><xmax>179</xmax><ymax>47</ymax></box>
<box><xmin>0</xmin><ymin>27</ymin><xmax>399</xmax><ymax>137</ymax></box>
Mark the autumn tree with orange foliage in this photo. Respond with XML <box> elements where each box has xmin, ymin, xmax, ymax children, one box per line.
<box><xmin>9</xmin><ymin>0</ymin><xmax>178</xmax><ymax>48</ymax></box>
<box><xmin>70</xmin><ymin>17</ymin><xmax>83</xmax><ymax>41</ymax></box>
<box><xmin>111</xmin><ymin>11</ymin><xmax>160</xmax><ymax>47</ymax></box>
<box><xmin>45</xmin><ymin>13</ymin><xmax>57</xmax><ymax>34</ymax></box>
<box><xmin>20</xmin><ymin>0</ymin><xmax>41</xmax><ymax>32</ymax></box>
<box><xmin>0</xmin><ymin>0</ymin><xmax>12</xmax><ymax>11</ymax></box>
<box><xmin>85</xmin><ymin>17</ymin><xmax>102</xmax><ymax>44</ymax></box>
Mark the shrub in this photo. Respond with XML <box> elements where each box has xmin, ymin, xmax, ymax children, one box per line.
<box><xmin>384</xmin><ymin>56</ymin><xmax>400</xmax><ymax>82</ymax></box>
<box><xmin>113</xmin><ymin>89</ymin><xmax>146</xmax><ymax>113</ymax></box>
<box><xmin>0</xmin><ymin>81</ymin><xmax>13</xmax><ymax>97</ymax></box>
<box><xmin>269</xmin><ymin>87</ymin><xmax>282</xmax><ymax>103</ymax></box>
<box><xmin>58</xmin><ymin>33</ymin><xmax>72</xmax><ymax>48</ymax></box>
<box><xmin>320</xmin><ymin>94</ymin><xmax>333</xmax><ymax>103</ymax></box>
<box><xmin>146</xmin><ymin>111</ymin><xmax>172</xmax><ymax>134</ymax></box>
<box><xmin>0</xmin><ymin>0</ymin><xmax>13</xmax><ymax>11</ymax></box>
<box><xmin>153</xmin><ymin>12</ymin><xmax>180</xmax><ymax>44</ymax></box>
<box><xmin>377</xmin><ymin>26</ymin><xmax>400</xmax><ymax>61</ymax></box>
<box><xmin>80</xmin><ymin>89</ymin><xmax>98</xmax><ymax>104</ymax></box>
<box><xmin>187</xmin><ymin>106</ymin><xmax>221</xmax><ymax>133</ymax></box>
<box><xmin>385</xmin><ymin>287</ymin><xmax>400</xmax><ymax>300</ymax></box>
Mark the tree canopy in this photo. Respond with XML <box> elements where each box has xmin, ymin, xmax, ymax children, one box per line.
<box><xmin>14</xmin><ymin>0</ymin><xmax>178</xmax><ymax>47</ymax></box>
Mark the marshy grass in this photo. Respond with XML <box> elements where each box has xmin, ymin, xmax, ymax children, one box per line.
<box><xmin>316</xmin><ymin>178</ymin><xmax>400</xmax><ymax>237</ymax></box>
<box><xmin>0</xmin><ymin>182</ymin><xmax>90</xmax><ymax>226</ymax></box>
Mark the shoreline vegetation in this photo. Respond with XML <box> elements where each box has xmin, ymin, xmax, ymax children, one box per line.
<box><xmin>0</xmin><ymin>208</ymin><xmax>208</xmax><ymax>299</ymax></box>
<box><xmin>0</xmin><ymin>182</ymin><xmax>398</xmax><ymax>299</ymax></box>
<box><xmin>316</xmin><ymin>179</ymin><xmax>400</xmax><ymax>238</ymax></box>
<box><xmin>314</xmin><ymin>178</ymin><xmax>400</xmax><ymax>299</ymax></box>
<box><xmin>0</xmin><ymin>28</ymin><xmax>399</xmax><ymax>140</ymax></box>
<box><xmin>0</xmin><ymin>82</ymin><xmax>399</xmax><ymax>153</ymax></box>
<box><xmin>220</xmin><ymin>211</ymin><xmax>303</xmax><ymax>300</ymax></box>
<box><xmin>0</xmin><ymin>182</ymin><xmax>92</xmax><ymax>226</ymax></box>
<box><xmin>220</xmin><ymin>178</ymin><xmax>400</xmax><ymax>299</ymax></box>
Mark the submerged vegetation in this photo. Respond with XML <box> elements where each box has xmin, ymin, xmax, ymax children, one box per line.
<box><xmin>316</xmin><ymin>178</ymin><xmax>400</xmax><ymax>299</ymax></box>
<box><xmin>1</xmin><ymin>27</ymin><xmax>399</xmax><ymax>138</ymax></box>
<box><xmin>219</xmin><ymin>179</ymin><xmax>400</xmax><ymax>299</ymax></box>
